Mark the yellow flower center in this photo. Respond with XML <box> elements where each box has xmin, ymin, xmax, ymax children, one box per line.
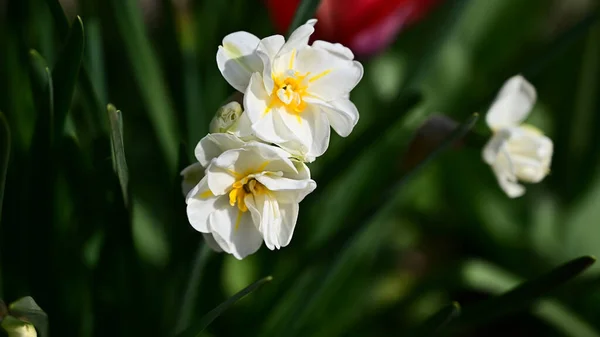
<box><xmin>228</xmin><ymin>177</ymin><xmax>266</xmax><ymax>212</ymax></box>
<box><xmin>269</xmin><ymin>70</ymin><xmax>309</xmax><ymax>114</ymax></box>
<box><xmin>264</xmin><ymin>49</ymin><xmax>332</xmax><ymax>118</ymax></box>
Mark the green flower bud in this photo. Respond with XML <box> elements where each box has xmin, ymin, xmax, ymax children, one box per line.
<box><xmin>1</xmin><ymin>316</ymin><xmax>37</xmax><ymax>337</ymax></box>
<box><xmin>209</xmin><ymin>101</ymin><xmax>243</xmax><ymax>134</ymax></box>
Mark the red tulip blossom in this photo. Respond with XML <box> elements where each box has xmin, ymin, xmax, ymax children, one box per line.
<box><xmin>265</xmin><ymin>0</ymin><xmax>443</xmax><ymax>57</ymax></box>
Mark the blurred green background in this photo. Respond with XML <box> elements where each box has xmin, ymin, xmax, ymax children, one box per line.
<box><xmin>1</xmin><ymin>0</ymin><xmax>600</xmax><ymax>336</ymax></box>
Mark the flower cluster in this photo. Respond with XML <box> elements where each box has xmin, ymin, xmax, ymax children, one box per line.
<box><xmin>482</xmin><ymin>75</ymin><xmax>553</xmax><ymax>198</ymax></box>
<box><xmin>182</xmin><ymin>20</ymin><xmax>364</xmax><ymax>259</ymax></box>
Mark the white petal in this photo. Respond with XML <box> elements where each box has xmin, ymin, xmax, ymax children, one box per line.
<box><xmin>255</xmin><ymin>173</ymin><xmax>315</xmax><ymax>194</ymax></box>
<box><xmin>186</xmin><ymin>177</ymin><xmax>221</xmax><ymax>232</ymax></box>
<box><xmin>180</xmin><ymin>162</ymin><xmax>205</xmax><ymax>197</ymax></box>
<box><xmin>202</xmin><ymin>233</ymin><xmax>223</xmax><ymax>252</ymax></box>
<box><xmin>209</xmin><ymin>205</ymin><xmax>263</xmax><ymax>259</ymax></box>
<box><xmin>228</xmin><ymin>111</ymin><xmax>254</xmax><ymax>139</ymax></box>
<box><xmin>506</xmin><ymin>125</ymin><xmax>553</xmax><ymax>183</ymax></box>
<box><xmin>207</xmin><ymin>159</ymin><xmax>238</xmax><ymax>196</ymax></box>
<box><xmin>482</xmin><ymin>129</ymin><xmax>511</xmax><ymax>165</ymax></box>
<box><xmin>247</xmin><ymin>192</ymin><xmax>282</xmax><ymax>250</ymax></box>
<box><xmin>242</xmin><ymin>141</ymin><xmax>298</xmax><ymax>173</ymax></box>
<box><xmin>278</xmin><ymin>19</ymin><xmax>317</xmax><ymax>56</ymax></box>
<box><xmin>257</xmin><ymin>35</ymin><xmax>285</xmax><ymax>93</ymax></box>
<box><xmin>244</xmin><ymin>74</ymin><xmax>293</xmax><ymax>144</ymax></box>
<box><xmin>277</xmin><ymin>202</ymin><xmax>299</xmax><ymax>248</ymax></box>
<box><xmin>486</xmin><ymin>75</ymin><xmax>537</xmax><ymax>130</ymax></box>
<box><xmin>295</xmin><ymin>47</ymin><xmax>363</xmax><ymax>100</ymax></box>
<box><xmin>195</xmin><ymin>133</ymin><xmax>246</xmax><ymax>167</ymax></box>
<box><xmin>312</xmin><ymin>40</ymin><xmax>354</xmax><ymax>60</ymax></box>
<box><xmin>278</xmin><ymin>104</ymin><xmax>331</xmax><ymax>159</ymax></box>
<box><xmin>307</xmin><ymin>105</ymin><xmax>331</xmax><ymax>158</ymax></box>
<box><xmin>492</xmin><ymin>150</ymin><xmax>525</xmax><ymax>198</ymax></box>
<box><xmin>310</xmin><ymin>98</ymin><xmax>359</xmax><ymax>137</ymax></box>
<box><xmin>244</xmin><ymin>73</ymin><xmax>270</xmax><ymax>121</ymax></box>
<box><xmin>217</xmin><ymin>31</ymin><xmax>263</xmax><ymax>92</ymax></box>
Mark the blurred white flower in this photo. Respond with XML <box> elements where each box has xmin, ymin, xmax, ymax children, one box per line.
<box><xmin>217</xmin><ymin>19</ymin><xmax>364</xmax><ymax>161</ymax></box>
<box><xmin>1</xmin><ymin>316</ymin><xmax>37</xmax><ymax>337</ymax></box>
<box><xmin>483</xmin><ymin>75</ymin><xmax>553</xmax><ymax>198</ymax></box>
<box><xmin>185</xmin><ymin>133</ymin><xmax>316</xmax><ymax>259</ymax></box>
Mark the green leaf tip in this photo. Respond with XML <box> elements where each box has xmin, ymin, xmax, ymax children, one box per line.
<box><xmin>176</xmin><ymin>275</ymin><xmax>272</xmax><ymax>337</ymax></box>
<box><xmin>106</xmin><ymin>104</ymin><xmax>129</xmax><ymax>206</ymax></box>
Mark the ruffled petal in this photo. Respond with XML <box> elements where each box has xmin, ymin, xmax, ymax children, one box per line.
<box><xmin>486</xmin><ymin>75</ymin><xmax>537</xmax><ymax>130</ymax></box>
<box><xmin>294</xmin><ymin>47</ymin><xmax>363</xmax><ymax>101</ymax></box>
<box><xmin>180</xmin><ymin>162</ymin><xmax>205</xmax><ymax>197</ymax></box>
<box><xmin>186</xmin><ymin>177</ymin><xmax>221</xmax><ymax>232</ymax></box>
<box><xmin>217</xmin><ymin>31</ymin><xmax>263</xmax><ymax>92</ymax></box>
<box><xmin>208</xmin><ymin>203</ymin><xmax>263</xmax><ymax>259</ymax></box>
<box><xmin>312</xmin><ymin>40</ymin><xmax>354</xmax><ymax>60</ymax></box>
<box><xmin>194</xmin><ymin>133</ymin><xmax>246</xmax><ymax>167</ymax></box>
<box><xmin>309</xmin><ymin>98</ymin><xmax>359</xmax><ymax>137</ymax></box>
<box><xmin>278</xmin><ymin>19</ymin><xmax>317</xmax><ymax>56</ymax></box>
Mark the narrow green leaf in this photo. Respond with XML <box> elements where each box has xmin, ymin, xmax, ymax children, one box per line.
<box><xmin>410</xmin><ymin>302</ymin><xmax>461</xmax><ymax>337</ymax></box>
<box><xmin>458</xmin><ymin>256</ymin><xmax>596</xmax><ymax>328</ymax></box>
<box><xmin>174</xmin><ymin>243</ymin><xmax>213</xmax><ymax>335</ymax></box>
<box><xmin>400</xmin><ymin>113</ymin><xmax>479</xmax><ymax>181</ymax></box>
<box><xmin>111</xmin><ymin>0</ymin><xmax>179</xmax><ymax>174</ymax></box>
<box><xmin>287</xmin><ymin>0</ymin><xmax>321</xmax><ymax>35</ymax></box>
<box><xmin>0</xmin><ymin>112</ymin><xmax>10</xmax><ymax>221</ymax></box>
<box><xmin>177</xmin><ymin>276</ymin><xmax>272</xmax><ymax>337</ymax></box>
<box><xmin>280</xmin><ymin>114</ymin><xmax>478</xmax><ymax>337</ymax></box>
<box><xmin>43</xmin><ymin>0</ymin><xmax>69</xmax><ymax>38</ymax></box>
<box><xmin>107</xmin><ymin>104</ymin><xmax>129</xmax><ymax>206</ymax></box>
<box><xmin>52</xmin><ymin>15</ymin><xmax>84</xmax><ymax>138</ymax></box>
<box><xmin>533</xmin><ymin>301</ymin><xmax>600</xmax><ymax>337</ymax></box>
<box><xmin>8</xmin><ymin>297</ymin><xmax>48</xmax><ymax>337</ymax></box>
<box><xmin>28</xmin><ymin>50</ymin><xmax>55</xmax><ymax>145</ymax></box>
<box><xmin>323</xmin><ymin>113</ymin><xmax>478</xmax><ymax>255</ymax></box>
<box><xmin>45</xmin><ymin>0</ymin><xmax>107</xmax><ymax>136</ymax></box>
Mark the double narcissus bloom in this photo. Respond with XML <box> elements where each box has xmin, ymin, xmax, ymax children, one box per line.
<box><xmin>217</xmin><ymin>19</ymin><xmax>363</xmax><ymax>162</ymax></box>
<box><xmin>186</xmin><ymin>134</ymin><xmax>316</xmax><ymax>259</ymax></box>
<box><xmin>482</xmin><ymin>75</ymin><xmax>553</xmax><ymax>198</ymax></box>
<box><xmin>183</xmin><ymin>19</ymin><xmax>363</xmax><ymax>259</ymax></box>
<box><xmin>265</xmin><ymin>0</ymin><xmax>443</xmax><ymax>56</ymax></box>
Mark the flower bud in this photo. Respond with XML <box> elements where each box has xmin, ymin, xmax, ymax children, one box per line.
<box><xmin>209</xmin><ymin>101</ymin><xmax>243</xmax><ymax>134</ymax></box>
<box><xmin>1</xmin><ymin>316</ymin><xmax>37</xmax><ymax>337</ymax></box>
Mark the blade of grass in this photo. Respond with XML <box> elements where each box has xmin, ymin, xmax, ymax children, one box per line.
<box><xmin>321</xmin><ymin>113</ymin><xmax>478</xmax><ymax>255</ymax></box>
<box><xmin>52</xmin><ymin>15</ymin><xmax>84</xmax><ymax>138</ymax></box>
<box><xmin>455</xmin><ymin>256</ymin><xmax>596</xmax><ymax>330</ymax></box>
<box><xmin>173</xmin><ymin>243</ymin><xmax>212</xmax><ymax>336</ymax></box>
<box><xmin>110</xmin><ymin>0</ymin><xmax>179</xmax><ymax>174</ymax></box>
<box><xmin>177</xmin><ymin>276</ymin><xmax>273</xmax><ymax>337</ymax></box>
<box><xmin>410</xmin><ymin>302</ymin><xmax>461</xmax><ymax>337</ymax></box>
<box><xmin>279</xmin><ymin>114</ymin><xmax>478</xmax><ymax>337</ymax></box>
<box><xmin>45</xmin><ymin>0</ymin><xmax>107</xmax><ymax>136</ymax></box>
<box><xmin>107</xmin><ymin>104</ymin><xmax>129</xmax><ymax>206</ymax></box>
<box><xmin>0</xmin><ymin>112</ymin><xmax>8</xmax><ymax>296</ymax></box>
<box><xmin>43</xmin><ymin>0</ymin><xmax>69</xmax><ymax>38</ymax></box>
<box><xmin>28</xmin><ymin>50</ymin><xmax>54</xmax><ymax>145</ymax></box>
<box><xmin>287</xmin><ymin>0</ymin><xmax>322</xmax><ymax>35</ymax></box>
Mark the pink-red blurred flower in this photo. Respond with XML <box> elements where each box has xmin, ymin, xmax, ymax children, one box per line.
<box><xmin>265</xmin><ymin>0</ymin><xmax>443</xmax><ymax>57</ymax></box>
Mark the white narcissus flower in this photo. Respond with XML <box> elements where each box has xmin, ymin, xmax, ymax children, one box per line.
<box><xmin>217</xmin><ymin>19</ymin><xmax>364</xmax><ymax>162</ymax></box>
<box><xmin>185</xmin><ymin>133</ymin><xmax>316</xmax><ymax>259</ymax></box>
<box><xmin>482</xmin><ymin>75</ymin><xmax>553</xmax><ymax>198</ymax></box>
